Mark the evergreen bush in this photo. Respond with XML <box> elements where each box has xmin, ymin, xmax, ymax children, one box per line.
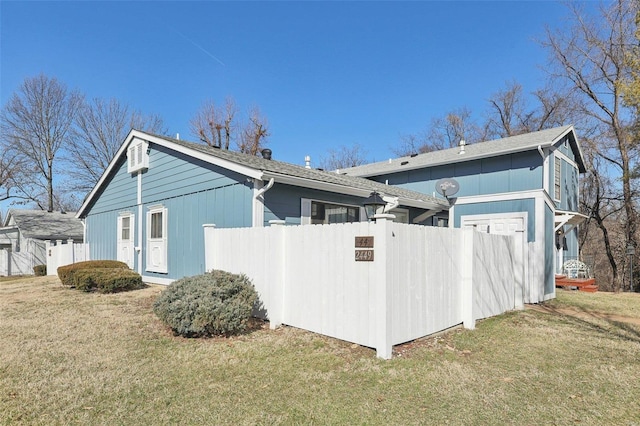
<box><xmin>58</xmin><ymin>260</ymin><xmax>128</xmax><ymax>286</ymax></box>
<box><xmin>153</xmin><ymin>270</ymin><xmax>258</xmax><ymax>337</ymax></box>
<box><xmin>72</xmin><ymin>268</ymin><xmax>144</xmax><ymax>293</ymax></box>
<box><xmin>33</xmin><ymin>264</ymin><xmax>47</xmax><ymax>276</ymax></box>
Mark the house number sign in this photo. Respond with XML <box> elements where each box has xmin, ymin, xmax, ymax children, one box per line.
<box><xmin>355</xmin><ymin>236</ymin><xmax>374</xmax><ymax>261</ymax></box>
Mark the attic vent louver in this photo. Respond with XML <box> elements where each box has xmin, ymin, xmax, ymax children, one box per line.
<box><xmin>401</xmin><ymin>161</ymin><xmax>409</xmax><ymax>165</ymax></box>
<box><xmin>261</xmin><ymin>149</ymin><xmax>272</xmax><ymax>160</ymax></box>
<box><xmin>127</xmin><ymin>138</ymin><xmax>149</xmax><ymax>173</ymax></box>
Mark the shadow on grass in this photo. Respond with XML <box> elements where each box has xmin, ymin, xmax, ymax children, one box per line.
<box><xmin>532</xmin><ymin>303</ymin><xmax>640</xmax><ymax>344</ymax></box>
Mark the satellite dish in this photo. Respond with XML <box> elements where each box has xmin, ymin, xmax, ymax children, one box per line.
<box><xmin>435</xmin><ymin>178</ymin><xmax>460</xmax><ymax>198</ymax></box>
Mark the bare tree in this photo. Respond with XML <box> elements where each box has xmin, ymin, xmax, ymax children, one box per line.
<box><xmin>484</xmin><ymin>81</ymin><xmax>577</xmax><ymax>139</ymax></box>
<box><xmin>67</xmin><ymin>97</ymin><xmax>166</xmax><ymax>193</ymax></box>
<box><xmin>318</xmin><ymin>144</ymin><xmax>369</xmax><ymax>171</ymax></box>
<box><xmin>190</xmin><ymin>97</ymin><xmax>237</xmax><ymax>149</ymax></box>
<box><xmin>393</xmin><ymin>107</ymin><xmax>484</xmax><ymax>157</ymax></box>
<box><xmin>542</xmin><ymin>0</ymin><xmax>638</xmax><ymax>289</ymax></box>
<box><xmin>0</xmin><ymin>146</ymin><xmax>24</xmax><ymax>202</ymax></box>
<box><xmin>0</xmin><ymin>74</ymin><xmax>83</xmax><ymax>211</ymax></box>
<box><xmin>238</xmin><ymin>106</ymin><xmax>269</xmax><ymax>155</ymax></box>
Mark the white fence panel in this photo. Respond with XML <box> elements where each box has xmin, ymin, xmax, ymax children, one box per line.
<box><xmin>0</xmin><ymin>250</ymin><xmax>8</xmax><ymax>276</ymax></box>
<box><xmin>387</xmin><ymin>224</ymin><xmax>464</xmax><ymax>345</ymax></box>
<box><xmin>10</xmin><ymin>251</ymin><xmax>34</xmax><ymax>275</ymax></box>
<box><xmin>472</xmin><ymin>232</ymin><xmax>516</xmax><ymax>320</ymax></box>
<box><xmin>281</xmin><ymin>222</ymin><xmax>378</xmax><ymax>348</ymax></box>
<box><xmin>204</xmin><ymin>220</ymin><xmax>517</xmax><ymax>359</ymax></box>
<box><xmin>46</xmin><ymin>240</ymin><xmax>89</xmax><ymax>275</ymax></box>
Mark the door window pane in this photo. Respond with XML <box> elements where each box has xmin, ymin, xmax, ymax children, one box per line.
<box><xmin>121</xmin><ymin>216</ymin><xmax>130</xmax><ymax>240</ymax></box>
<box><xmin>151</xmin><ymin>212</ymin><xmax>163</xmax><ymax>238</ymax></box>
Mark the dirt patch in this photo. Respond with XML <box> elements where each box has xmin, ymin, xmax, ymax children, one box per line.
<box><xmin>527</xmin><ymin>303</ymin><xmax>640</xmax><ymax>326</ymax></box>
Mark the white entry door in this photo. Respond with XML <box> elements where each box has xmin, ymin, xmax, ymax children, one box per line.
<box><xmin>117</xmin><ymin>214</ymin><xmax>135</xmax><ymax>269</ymax></box>
<box><xmin>461</xmin><ymin>213</ymin><xmax>527</xmax><ymax>309</ymax></box>
<box><xmin>146</xmin><ymin>206</ymin><xmax>168</xmax><ymax>273</ymax></box>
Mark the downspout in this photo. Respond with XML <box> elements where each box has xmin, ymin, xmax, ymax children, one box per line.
<box><xmin>254</xmin><ymin>178</ymin><xmax>275</xmax><ymax>200</ymax></box>
<box><xmin>382</xmin><ymin>196</ymin><xmax>399</xmax><ymax>213</ymax></box>
<box><xmin>253</xmin><ymin>178</ymin><xmax>275</xmax><ymax>227</ymax></box>
<box><xmin>537</xmin><ymin>145</ymin><xmax>544</xmax><ymax>159</ymax></box>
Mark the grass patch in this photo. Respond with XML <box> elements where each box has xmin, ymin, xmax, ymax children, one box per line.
<box><xmin>1</xmin><ymin>277</ymin><xmax>639</xmax><ymax>425</ymax></box>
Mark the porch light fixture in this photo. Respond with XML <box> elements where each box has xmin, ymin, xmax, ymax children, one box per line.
<box><xmin>363</xmin><ymin>191</ymin><xmax>385</xmax><ymax>220</ymax></box>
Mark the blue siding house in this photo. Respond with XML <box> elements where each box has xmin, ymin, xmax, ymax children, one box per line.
<box><xmin>341</xmin><ymin>125</ymin><xmax>587</xmax><ymax>303</ymax></box>
<box><xmin>77</xmin><ymin>130</ymin><xmax>448</xmax><ymax>285</ymax></box>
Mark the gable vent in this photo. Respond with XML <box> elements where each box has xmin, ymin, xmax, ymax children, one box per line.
<box><xmin>127</xmin><ymin>138</ymin><xmax>149</xmax><ymax>173</ymax></box>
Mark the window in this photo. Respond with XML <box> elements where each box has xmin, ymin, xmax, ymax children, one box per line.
<box><xmin>127</xmin><ymin>137</ymin><xmax>149</xmax><ymax>173</ymax></box>
<box><xmin>146</xmin><ymin>206</ymin><xmax>167</xmax><ymax>273</ymax></box>
<box><xmin>554</xmin><ymin>157</ymin><xmax>561</xmax><ymax>201</ymax></box>
<box><xmin>311</xmin><ymin>201</ymin><xmax>359</xmax><ymax>224</ymax></box>
<box><xmin>301</xmin><ymin>199</ymin><xmax>363</xmax><ymax>225</ymax></box>
<box><xmin>311</xmin><ymin>201</ymin><xmax>360</xmax><ymax>224</ymax></box>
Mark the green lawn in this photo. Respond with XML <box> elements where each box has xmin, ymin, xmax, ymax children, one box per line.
<box><xmin>1</xmin><ymin>276</ymin><xmax>639</xmax><ymax>425</ymax></box>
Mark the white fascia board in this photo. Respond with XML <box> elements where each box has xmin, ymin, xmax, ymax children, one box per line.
<box><xmin>452</xmin><ymin>189</ymin><xmax>547</xmax><ymax>205</ymax></box>
<box><xmin>262</xmin><ymin>172</ymin><xmax>446</xmax><ymax>211</ymax></box>
<box><xmin>551</xmin><ymin>125</ymin><xmax>586</xmax><ymax>173</ymax></box>
<box><xmin>77</xmin><ymin>130</ymin><xmax>263</xmax><ymax>218</ymax></box>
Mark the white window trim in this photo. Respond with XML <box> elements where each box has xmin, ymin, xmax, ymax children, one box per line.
<box><xmin>146</xmin><ymin>205</ymin><xmax>168</xmax><ymax>273</ymax></box>
<box><xmin>127</xmin><ymin>137</ymin><xmax>149</xmax><ymax>174</ymax></box>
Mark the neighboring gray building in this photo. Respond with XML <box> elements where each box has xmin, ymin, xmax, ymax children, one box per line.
<box><xmin>0</xmin><ymin>209</ymin><xmax>83</xmax><ymax>275</ymax></box>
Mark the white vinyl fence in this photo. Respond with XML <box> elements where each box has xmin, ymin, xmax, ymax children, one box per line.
<box><xmin>0</xmin><ymin>249</ymin><xmax>36</xmax><ymax>276</ymax></box>
<box><xmin>46</xmin><ymin>240</ymin><xmax>89</xmax><ymax>276</ymax></box>
<box><xmin>204</xmin><ymin>218</ymin><xmax>517</xmax><ymax>359</ymax></box>
<box><xmin>0</xmin><ymin>239</ymin><xmax>47</xmax><ymax>276</ymax></box>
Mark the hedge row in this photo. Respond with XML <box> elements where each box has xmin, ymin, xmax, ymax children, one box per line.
<box><xmin>58</xmin><ymin>260</ymin><xmax>128</xmax><ymax>286</ymax></box>
<box><xmin>72</xmin><ymin>268</ymin><xmax>143</xmax><ymax>293</ymax></box>
<box><xmin>57</xmin><ymin>260</ymin><xmax>142</xmax><ymax>293</ymax></box>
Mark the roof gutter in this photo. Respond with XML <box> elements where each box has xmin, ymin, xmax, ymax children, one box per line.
<box><xmin>262</xmin><ymin>171</ymin><xmax>447</xmax><ymax>211</ymax></box>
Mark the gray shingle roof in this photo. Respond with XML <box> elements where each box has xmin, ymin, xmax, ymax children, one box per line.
<box><xmin>5</xmin><ymin>210</ymin><xmax>84</xmax><ymax>241</ymax></box>
<box><xmin>340</xmin><ymin>125</ymin><xmax>585</xmax><ymax>177</ymax></box>
<box><xmin>149</xmin><ymin>133</ymin><xmax>449</xmax><ymax>209</ymax></box>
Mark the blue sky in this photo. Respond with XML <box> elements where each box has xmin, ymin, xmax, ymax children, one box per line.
<box><xmin>1</xmin><ymin>1</ymin><xmax>589</xmax><ymax>168</ymax></box>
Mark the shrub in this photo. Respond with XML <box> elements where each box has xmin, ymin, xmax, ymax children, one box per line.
<box><xmin>153</xmin><ymin>270</ymin><xmax>258</xmax><ymax>337</ymax></box>
<box><xmin>58</xmin><ymin>260</ymin><xmax>128</xmax><ymax>287</ymax></box>
<box><xmin>72</xmin><ymin>268</ymin><xmax>144</xmax><ymax>293</ymax></box>
<box><xmin>34</xmin><ymin>264</ymin><xmax>47</xmax><ymax>276</ymax></box>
